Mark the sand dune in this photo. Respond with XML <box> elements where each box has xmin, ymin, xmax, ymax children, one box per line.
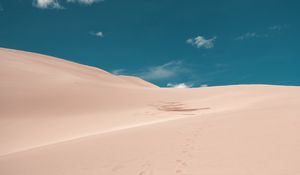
<box><xmin>0</xmin><ymin>48</ymin><xmax>300</xmax><ymax>175</ymax></box>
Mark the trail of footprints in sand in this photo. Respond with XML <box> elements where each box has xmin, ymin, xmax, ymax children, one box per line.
<box><xmin>136</xmin><ymin>101</ymin><xmax>207</xmax><ymax>175</ymax></box>
<box><xmin>138</xmin><ymin>161</ymin><xmax>153</xmax><ymax>175</ymax></box>
<box><xmin>175</xmin><ymin>127</ymin><xmax>202</xmax><ymax>174</ymax></box>
<box><xmin>135</xmin><ymin>127</ymin><xmax>202</xmax><ymax>175</ymax></box>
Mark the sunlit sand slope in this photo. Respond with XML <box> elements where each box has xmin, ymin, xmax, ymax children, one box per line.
<box><xmin>0</xmin><ymin>48</ymin><xmax>299</xmax><ymax>175</ymax></box>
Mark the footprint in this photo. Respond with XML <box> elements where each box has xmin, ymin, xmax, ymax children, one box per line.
<box><xmin>182</xmin><ymin>150</ymin><xmax>188</xmax><ymax>154</ymax></box>
<box><xmin>187</xmin><ymin>153</ymin><xmax>193</xmax><ymax>158</ymax></box>
<box><xmin>181</xmin><ymin>162</ymin><xmax>187</xmax><ymax>166</ymax></box>
<box><xmin>176</xmin><ymin>159</ymin><xmax>187</xmax><ymax>167</ymax></box>
<box><xmin>112</xmin><ymin>164</ymin><xmax>123</xmax><ymax>172</ymax></box>
<box><xmin>138</xmin><ymin>171</ymin><xmax>146</xmax><ymax>175</ymax></box>
<box><xmin>176</xmin><ymin>169</ymin><xmax>182</xmax><ymax>174</ymax></box>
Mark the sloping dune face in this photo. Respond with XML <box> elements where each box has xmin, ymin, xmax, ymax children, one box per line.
<box><xmin>118</xmin><ymin>75</ymin><xmax>159</xmax><ymax>88</ymax></box>
<box><xmin>0</xmin><ymin>48</ymin><xmax>300</xmax><ymax>175</ymax></box>
<box><xmin>0</xmin><ymin>48</ymin><xmax>161</xmax><ymax>155</ymax></box>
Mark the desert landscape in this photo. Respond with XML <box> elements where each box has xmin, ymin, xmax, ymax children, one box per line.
<box><xmin>0</xmin><ymin>48</ymin><xmax>300</xmax><ymax>175</ymax></box>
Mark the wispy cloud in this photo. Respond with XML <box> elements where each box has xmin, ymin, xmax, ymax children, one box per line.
<box><xmin>110</xmin><ymin>61</ymin><xmax>224</xmax><ymax>87</ymax></box>
<box><xmin>0</xmin><ymin>3</ymin><xmax>4</xmax><ymax>11</ymax></box>
<box><xmin>66</xmin><ymin>0</ymin><xmax>104</xmax><ymax>5</ymax></box>
<box><xmin>90</xmin><ymin>31</ymin><xmax>104</xmax><ymax>38</ymax></box>
<box><xmin>186</xmin><ymin>36</ymin><xmax>216</xmax><ymax>49</ymax></box>
<box><xmin>112</xmin><ymin>61</ymin><xmax>189</xmax><ymax>81</ymax></box>
<box><xmin>111</xmin><ymin>69</ymin><xmax>125</xmax><ymax>75</ymax></box>
<box><xmin>140</xmin><ymin>61</ymin><xmax>188</xmax><ymax>81</ymax></box>
<box><xmin>235</xmin><ymin>32</ymin><xmax>258</xmax><ymax>40</ymax></box>
<box><xmin>167</xmin><ymin>83</ymin><xmax>192</xmax><ymax>88</ymax></box>
<box><xmin>236</xmin><ymin>25</ymin><xmax>289</xmax><ymax>41</ymax></box>
<box><xmin>33</xmin><ymin>0</ymin><xmax>103</xmax><ymax>9</ymax></box>
<box><xmin>268</xmin><ymin>24</ymin><xmax>288</xmax><ymax>31</ymax></box>
<box><xmin>33</xmin><ymin>0</ymin><xmax>64</xmax><ymax>9</ymax></box>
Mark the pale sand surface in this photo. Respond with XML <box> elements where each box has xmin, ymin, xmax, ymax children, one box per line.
<box><xmin>0</xmin><ymin>48</ymin><xmax>300</xmax><ymax>175</ymax></box>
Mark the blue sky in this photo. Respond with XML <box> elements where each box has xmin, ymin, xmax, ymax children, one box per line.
<box><xmin>0</xmin><ymin>0</ymin><xmax>299</xmax><ymax>87</ymax></box>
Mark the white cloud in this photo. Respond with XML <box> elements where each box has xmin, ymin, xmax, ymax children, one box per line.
<box><xmin>269</xmin><ymin>25</ymin><xmax>288</xmax><ymax>31</ymax></box>
<box><xmin>90</xmin><ymin>31</ymin><xmax>104</xmax><ymax>38</ymax></box>
<box><xmin>140</xmin><ymin>61</ymin><xmax>186</xmax><ymax>80</ymax></box>
<box><xmin>186</xmin><ymin>36</ymin><xmax>216</xmax><ymax>49</ymax></box>
<box><xmin>33</xmin><ymin>0</ymin><xmax>103</xmax><ymax>9</ymax></box>
<box><xmin>236</xmin><ymin>25</ymin><xmax>289</xmax><ymax>40</ymax></box>
<box><xmin>167</xmin><ymin>83</ymin><xmax>192</xmax><ymax>88</ymax></box>
<box><xmin>67</xmin><ymin>0</ymin><xmax>103</xmax><ymax>5</ymax></box>
<box><xmin>33</xmin><ymin>0</ymin><xmax>64</xmax><ymax>9</ymax></box>
<box><xmin>95</xmin><ymin>32</ymin><xmax>103</xmax><ymax>37</ymax></box>
<box><xmin>235</xmin><ymin>32</ymin><xmax>258</xmax><ymax>40</ymax></box>
<box><xmin>269</xmin><ymin>25</ymin><xmax>282</xmax><ymax>31</ymax></box>
<box><xmin>200</xmin><ymin>84</ymin><xmax>208</xmax><ymax>87</ymax></box>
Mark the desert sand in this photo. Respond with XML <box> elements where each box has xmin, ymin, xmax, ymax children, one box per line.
<box><xmin>0</xmin><ymin>48</ymin><xmax>300</xmax><ymax>175</ymax></box>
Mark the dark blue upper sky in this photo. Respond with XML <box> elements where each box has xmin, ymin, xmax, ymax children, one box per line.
<box><xmin>1</xmin><ymin>0</ymin><xmax>299</xmax><ymax>87</ymax></box>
